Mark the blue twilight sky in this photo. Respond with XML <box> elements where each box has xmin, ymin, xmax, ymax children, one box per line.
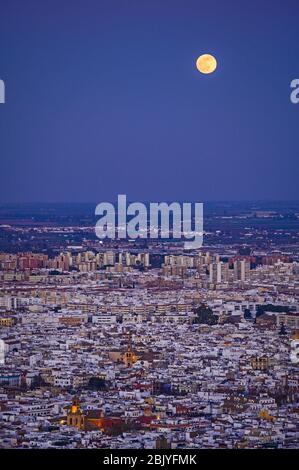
<box><xmin>0</xmin><ymin>0</ymin><xmax>298</xmax><ymax>203</ymax></box>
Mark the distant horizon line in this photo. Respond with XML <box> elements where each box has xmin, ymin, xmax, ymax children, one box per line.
<box><xmin>1</xmin><ymin>200</ymin><xmax>299</xmax><ymax>205</ymax></box>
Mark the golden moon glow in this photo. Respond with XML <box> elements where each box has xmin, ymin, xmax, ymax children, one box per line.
<box><xmin>196</xmin><ymin>54</ymin><xmax>217</xmax><ymax>74</ymax></box>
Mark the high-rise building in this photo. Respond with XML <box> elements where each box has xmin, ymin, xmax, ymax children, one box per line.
<box><xmin>103</xmin><ymin>251</ymin><xmax>115</xmax><ymax>266</ymax></box>
<box><xmin>209</xmin><ymin>262</ymin><xmax>229</xmax><ymax>284</ymax></box>
<box><xmin>234</xmin><ymin>259</ymin><xmax>250</xmax><ymax>281</ymax></box>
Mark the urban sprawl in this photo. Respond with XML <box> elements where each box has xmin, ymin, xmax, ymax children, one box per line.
<box><xmin>0</xmin><ymin>208</ymin><xmax>298</xmax><ymax>449</ymax></box>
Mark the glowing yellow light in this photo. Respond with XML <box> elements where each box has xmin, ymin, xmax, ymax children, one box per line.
<box><xmin>196</xmin><ymin>54</ymin><xmax>217</xmax><ymax>74</ymax></box>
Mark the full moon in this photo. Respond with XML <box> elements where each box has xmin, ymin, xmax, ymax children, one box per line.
<box><xmin>196</xmin><ymin>54</ymin><xmax>217</xmax><ymax>74</ymax></box>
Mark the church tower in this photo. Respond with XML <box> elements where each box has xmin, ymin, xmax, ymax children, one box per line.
<box><xmin>123</xmin><ymin>333</ymin><xmax>137</xmax><ymax>368</ymax></box>
<box><xmin>66</xmin><ymin>397</ymin><xmax>85</xmax><ymax>429</ymax></box>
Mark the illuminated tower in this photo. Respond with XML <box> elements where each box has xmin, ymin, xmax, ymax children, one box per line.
<box><xmin>66</xmin><ymin>397</ymin><xmax>85</xmax><ymax>429</ymax></box>
<box><xmin>123</xmin><ymin>333</ymin><xmax>137</xmax><ymax>368</ymax></box>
